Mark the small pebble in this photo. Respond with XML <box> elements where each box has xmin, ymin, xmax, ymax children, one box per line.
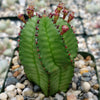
<box><xmin>72</xmin><ymin>82</ymin><xmax>77</xmax><ymax>90</ymax></box>
<box><xmin>22</xmin><ymin>88</ymin><xmax>34</xmax><ymax>97</ymax></box>
<box><xmin>81</xmin><ymin>77</ymin><xmax>91</xmax><ymax>82</ymax></box>
<box><xmin>7</xmin><ymin>90</ymin><xmax>16</xmax><ymax>98</ymax></box>
<box><xmin>5</xmin><ymin>77</ymin><xmax>18</xmax><ymax>87</ymax></box>
<box><xmin>8</xmin><ymin>72</ymin><xmax>13</xmax><ymax>77</ymax></box>
<box><xmin>13</xmin><ymin>71</ymin><xmax>21</xmax><ymax>77</ymax></box>
<box><xmin>67</xmin><ymin>94</ymin><xmax>77</xmax><ymax>100</ymax></box>
<box><xmin>16</xmin><ymin>83</ymin><xmax>25</xmax><ymax>89</ymax></box>
<box><xmin>82</xmin><ymin>82</ymin><xmax>91</xmax><ymax>92</ymax></box>
<box><xmin>85</xmin><ymin>56</ymin><xmax>91</xmax><ymax>61</ymax></box>
<box><xmin>93</xmin><ymin>84</ymin><xmax>99</xmax><ymax>90</ymax></box>
<box><xmin>55</xmin><ymin>93</ymin><xmax>63</xmax><ymax>100</ymax></box>
<box><xmin>82</xmin><ymin>72</ymin><xmax>91</xmax><ymax>77</ymax></box>
<box><xmin>12</xmin><ymin>56</ymin><xmax>19</xmax><ymax>65</ymax></box>
<box><xmin>17</xmin><ymin>88</ymin><xmax>22</xmax><ymax>95</ymax></box>
<box><xmin>19</xmin><ymin>76</ymin><xmax>27</xmax><ymax>83</ymax></box>
<box><xmin>5</xmin><ymin>85</ymin><xmax>16</xmax><ymax>91</ymax></box>
<box><xmin>35</xmin><ymin>93</ymin><xmax>45</xmax><ymax>100</ymax></box>
<box><xmin>12</xmin><ymin>65</ymin><xmax>20</xmax><ymax>70</ymax></box>
<box><xmin>33</xmin><ymin>85</ymin><xmax>41</xmax><ymax>92</ymax></box>
<box><xmin>0</xmin><ymin>92</ymin><xmax>8</xmax><ymax>99</ymax></box>
<box><xmin>16</xmin><ymin>95</ymin><xmax>24</xmax><ymax>100</ymax></box>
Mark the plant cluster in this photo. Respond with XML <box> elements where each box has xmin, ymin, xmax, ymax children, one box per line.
<box><xmin>18</xmin><ymin>3</ymin><xmax>78</xmax><ymax>96</ymax></box>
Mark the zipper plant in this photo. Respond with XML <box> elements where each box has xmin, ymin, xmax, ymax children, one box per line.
<box><xmin>18</xmin><ymin>3</ymin><xmax>78</xmax><ymax>96</ymax></box>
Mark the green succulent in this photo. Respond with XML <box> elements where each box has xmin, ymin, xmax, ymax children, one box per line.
<box><xmin>18</xmin><ymin>3</ymin><xmax>78</xmax><ymax>96</ymax></box>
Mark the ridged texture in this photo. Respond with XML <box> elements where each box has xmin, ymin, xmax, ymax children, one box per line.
<box><xmin>37</xmin><ymin>17</ymin><xmax>74</xmax><ymax>95</ymax></box>
<box><xmin>19</xmin><ymin>16</ymin><xmax>77</xmax><ymax>96</ymax></box>
<box><xmin>19</xmin><ymin>16</ymin><xmax>48</xmax><ymax>96</ymax></box>
<box><xmin>56</xmin><ymin>18</ymin><xmax>78</xmax><ymax>60</ymax></box>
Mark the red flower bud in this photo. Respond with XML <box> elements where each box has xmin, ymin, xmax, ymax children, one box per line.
<box><xmin>60</xmin><ymin>25</ymin><xmax>69</xmax><ymax>35</ymax></box>
<box><xmin>26</xmin><ymin>5</ymin><xmax>35</xmax><ymax>18</ymax></box>
<box><xmin>18</xmin><ymin>14</ymin><xmax>26</xmax><ymax>23</ymax></box>
<box><xmin>53</xmin><ymin>13</ymin><xmax>59</xmax><ymax>24</ymax></box>
<box><xmin>67</xmin><ymin>12</ymin><xmax>74</xmax><ymax>23</ymax></box>
<box><xmin>55</xmin><ymin>3</ymin><xmax>64</xmax><ymax>13</ymax></box>
<box><xmin>62</xmin><ymin>7</ymin><xmax>69</xmax><ymax>19</ymax></box>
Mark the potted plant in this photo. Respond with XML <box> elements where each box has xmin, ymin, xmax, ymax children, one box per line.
<box><xmin>0</xmin><ymin>2</ymin><xmax>99</xmax><ymax>100</ymax></box>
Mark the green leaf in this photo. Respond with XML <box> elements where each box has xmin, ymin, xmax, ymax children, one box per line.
<box><xmin>56</xmin><ymin>18</ymin><xmax>78</xmax><ymax>60</ymax></box>
<box><xmin>19</xmin><ymin>16</ymin><xmax>48</xmax><ymax>96</ymax></box>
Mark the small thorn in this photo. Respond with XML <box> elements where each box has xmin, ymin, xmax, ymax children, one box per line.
<box><xmin>71</xmin><ymin>60</ymin><xmax>73</xmax><ymax>62</ymax></box>
<box><xmin>69</xmin><ymin>54</ymin><xmax>71</xmax><ymax>56</ymax></box>
<box><xmin>36</xmin><ymin>13</ymin><xmax>38</xmax><ymax>16</ymax></box>
<box><xmin>77</xmin><ymin>41</ymin><xmax>79</xmax><ymax>44</ymax></box>
<box><xmin>38</xmin><ymin>14</ymin><xmax>42</xmax><ymax>18</ymax></box>
<box><xmin>18</xmin><ymin>33</ymin><xmax>21</xmax><ymax>36</ymax></box>
<box><xmin>65</xmin><ymin>46</ymin><xmax>67</xmax><ymax>48</ymax></box>
<box><xmin>37</xmin><ymin>20</ymin><xmax>40</xmax><ymax>24</ymax></box>
<box><xmin>49</xmin><ymin>13</ymin><xmax>54</xmax><ymax>18</ymax></box>
<box><xmin>44</xmin><ymin>10</ymin><xmax>46</xmax><ymax>14</ymax></box>
<box><xmin>71</xmin><ymin>26</ymin><xmax>73</xmax><ymax>28</ymax></box>
<box><xmin>36</xmin><ymin>41</ymin><xmax>38</xmax><ymax>44</ymax></box>
<box><xmin>20</xmin><ymin>26</ymin><xmax>23</xmax><ymax>29</ymax></box>
<box><xmin>37</xmin><ymin>49</ymin><xmax>39</xmax><ymax>52</ymax></box>
<box><xmin>36</xmin><ymin>26</ymin><xmax>39</xmax><ymax>30</ymax></box>
<box><xmin>39</xmin><ymin>57</ymin><xmax>41</xmax><ymax>59</ymax></box>
<box><xmin>56</xmin><ymin>25</ymin><xmax>59</xmax><ymax>29</ymax></box>
<box><xmin>35</xmin><ymin>33</ymin><xmax>38</xmax><ymax>36</ymax></box>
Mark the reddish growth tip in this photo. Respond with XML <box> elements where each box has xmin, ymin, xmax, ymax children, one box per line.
<box><xmin>26</xmin><ymin>5</ymin><xmax>35</xmax><ymax>18</ymax></box>
<box><xmin>60</xmin><ymin>25</ymin><xmax>69</xmax><ymax>35</ymax></box>
<box><xmin>18</xmin><ymin>14</ymin><xmax>26</xmax><ymax>23</ymax></box>
<box><xmin>53</xmin><ymin>13</ymin><xmax>59</xmax><ymax>24</ymax></box>
<box><xmin>62</xmin><ymin>7</ymin><xmax>69</xmax><ymax>19</ymax></box>
<box><xmin>55</xmin><ymin>3</ymin><xmax>64</xmax><ymax>13</ymax></box>
<box><xmin>67</xmin><ymin>12</ymin><xmax>74</xmax><ymax>23</ymax></box>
